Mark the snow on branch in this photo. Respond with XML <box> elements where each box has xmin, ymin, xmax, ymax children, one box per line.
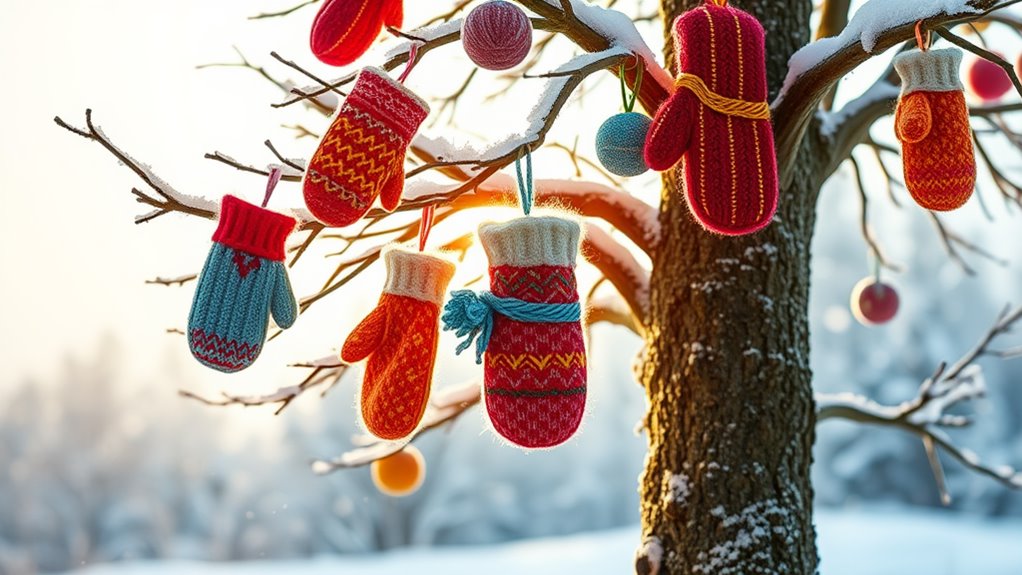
<box><xmin>818</xmin><ymin>304</ymin><xmax>1022</xmax><ymax>497</ymax></box>
<box><xmin>772</xmin><ymin>0</ymin><xmax>1011</xmax><ymax>186</ymax></box>
<box><xmin>180</xmin><ymin>356</ymin><xmax>351</xmax><ymax>416</ymax></box>
<box><xmin>311</xmin><ymin>381</ymin><xmax>482</xmax><ymax>473</ymax></box>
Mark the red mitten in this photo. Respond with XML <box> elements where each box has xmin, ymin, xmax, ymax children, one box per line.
<box><xmin>443</xmin><ymin>217</ymin><xmax>587</xmax><ymax>449</ymax></box>
<box><xmin>894</xmin><ymin>48</ymin><xmax>976</xmax><ymax>212</ymax></box>
<box><xmin>644</xmin><ymin>2</ymin><xmax>778</xmax><ymax>236</ymax></box>
<box><xmin>310</xmin><ymin>0</ymin><xmax>403</xmax><ymax>67</ymax></box>
<box><xmin>303</xmin><ymin>67</ymin><xmax>429</xmax><ymax>227</ymax></box>
<box><xmin>342</xmin><ymin>247</ymin><xmax>455</xmax><ymax>440</ymax></box>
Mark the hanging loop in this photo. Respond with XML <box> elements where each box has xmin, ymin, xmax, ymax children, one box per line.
<box><xmin>262</xmin><ymin>166</ymin><xmax>283</xmax><ymax>208</ymax></box>
<box><xmin>914</xmin><ymin>21</ymin><xmax>931</xmax><ymax>52</ymax></box>
<box><xmin>618</xmin><ymin>56</ymin><xmax>644</xmax><ymax>113</ymax></box>
<box><xmin>397</xmin><ymin>41</ymin><xmax>422</xmax><ymax>84</ymax></box>
<box><xmin>515</xmin><ymin>147</ymin><xmax>534</xmax><ymax>216</ymax></box>
<box><xmin>418</xmin><ymin>204</ymin><xmax>435</xmax><ymax>252</ymax></box>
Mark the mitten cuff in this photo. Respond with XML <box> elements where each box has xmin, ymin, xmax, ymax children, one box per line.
<box><xmin>479</xmin><ymin>216</ymin><xmax>581</xmax><ymax>268</ymax></box>
<box><xmin>212</xmin><ymin>195</ymin><xmax>296</xmax><ymax>261</ymax></box>
<box><xmin>895</xmin><ymin>48</ymin><xmax>964</xmax><ymax>94</ymax></box>
<box><xmin>348</xmin><ymin>66</ymin><xmax>430</xmax><ymax>140</ymax></box>
<box><xmin>383</xmin><ymin>246</ymin><xmax>456</xmax><ymax>305</ymax></box>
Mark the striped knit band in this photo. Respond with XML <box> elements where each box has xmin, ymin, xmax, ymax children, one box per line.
<box><xmin>478</xmin><ymin>216</ymin><xmax>581</xmax><ymax>268</ymax></box>
<box><xmin>895</xmin><ymin>48</ymin><xmax>965</xmax><ymax>95</ymax></box>
<box><xmin>212</xmin><ymin>195</ymin><xmax>296</xmax><ymax>262</ymax></box>
<box><xmin>382</xmin><ymin>246</ymin><xmax>456</xmax><ymax>306</ymax></box>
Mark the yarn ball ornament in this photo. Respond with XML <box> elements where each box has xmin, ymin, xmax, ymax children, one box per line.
<box><xmin>370</xmin><ymin>445</ymin><xmax>425</xmax><ymax>497</ymax></box>
<box><xmin>966</xmin><ymin>55</ymin><xmax>1012</xmax><ymax>101</ymax></box>
<box><xmin>596</xmin><ymin>112</ymin><xmax>652</xmax><ymax>177</ymax></box>
<box><xmin>462</xmin><ymin>1</ymin><xmax>533</xmax><ymax>70</ymax></box>
<box><xmin>850</xmin><ymin>278</ymin><xmax>899</xmax><ymax>326</ymax></box>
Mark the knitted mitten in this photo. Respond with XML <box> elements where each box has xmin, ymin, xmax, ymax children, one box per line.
<box><xmin>188</xmin><ymin>195</ymin><xmax>298</xmax><ymax>373</ymax></box>
<box><xmin>310</xmin><ymin>0</ymin><xmax>403</xmax><ymax>66</ymax></box>
<box><xmin>304</xmin><ymin>67</ymin><xmax>429</xmax><ymax>227</ymax></box>
<box><xmin>894</xmin><ymin>48</ymin><xmax>976</xmax><ymax>212</ymax></box>
<box><xmin>644</xmin><ymin>2</ymin><xmax>778</xmax><ymax>236</ymax></box>
<box><xmin>443</xmin><ymin>217</ymin><xmax>587</xmax><ymax>449</ymax></box>
<box><xmin>342</xmin><ymin>247</ymin><xmax>455</xmax><ymax>440</ymax></box>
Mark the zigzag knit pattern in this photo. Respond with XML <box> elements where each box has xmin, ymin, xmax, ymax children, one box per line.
<box><xmin>304</xmin><ymin>67</ymin><xmax>428</xmax><ymax>228</ymax></box>
<box><xmin>484</xmin><ymin>264</ymin><xmax>587</xmax><ymax>449</ymax></box>
<box><xmin>895</xmin><ymin>49</ymin><xmax>976</xmax><ymax>212</ymax></box>
<box><xmin>644</xmin><ymin>3</ymin><xmax>778</xmax><ymax>236</ymax></box>
<box><xmin>189</xmin><ymin>328</ymin><xmax>261</xmax><ymax>372</ymax></box>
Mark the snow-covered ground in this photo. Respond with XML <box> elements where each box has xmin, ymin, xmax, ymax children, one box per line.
<box><xmin>66</xmin><ymin>507</ymin><xmax>1022</xmax><ymax>575</ymax></box>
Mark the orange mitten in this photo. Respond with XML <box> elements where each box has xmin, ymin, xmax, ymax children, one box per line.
<box><xmin>342</xmin><ymin>247</ymin><xmax>455</xmax><ymax>440</ymax></box>
<box><xmin>894</xmin><ymin>48</ymin><xmax>976</xmax><ymax>211</ymax></box>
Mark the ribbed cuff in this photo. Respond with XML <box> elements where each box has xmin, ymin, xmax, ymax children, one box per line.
<box><xmin>895</xmin><ymin>48</ymin><xmax>964</xmax><ymax>95</ymax></box>
<box><xmin>348</xmin><ymin>66</ymin><xmax>430</xmax><ymax>141</ymax></box>
<box><xmin>479</xmin><ymin>216</ymin><xmax>581</xmax><ymax>268</ymax></box>
<box><xmin>383</xmin><ymin>246</ymin><xmax>455</xmax><ymax>306</ymax></box>
<box><xmin>212</xmin><ymin>195</ymin><xmax>296</xmax><ymax>262</ymax></box>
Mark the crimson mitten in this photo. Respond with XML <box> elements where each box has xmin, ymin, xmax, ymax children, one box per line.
<box><xmin>304</xmin><ymin>67</ymin><xmax>429</xmax><ymax>227</ymax></box>
<box><xmin>188</xmin><ymin>195</ymin><xmax>298</xmax><ymax>373</ymax></box>
<box><xmin>310</xmin><ymin>0</ymin><xmax>403</xmax><ymax>67</ymax></box>
<box><xmin>644</xmin><ymin>2</ymin><xmax>777</xmax><ymax>236</ymax></box>
<box><xmin>342</xmin><ymin>247</ymin><xmax>455</xmax><ymax>440</ymax></box>
<box><xmin>894</xmin><ymin>48</ymin><xmax>976</xmax><ymax>211</ymax></box>
<box><xmin>443</xmin><ymin>216</ymin><xmax>587</xmax><ymax>449</ymax></box>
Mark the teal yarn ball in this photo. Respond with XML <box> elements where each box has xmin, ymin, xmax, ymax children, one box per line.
<box><xmin>596</xmin><ymin>112</ymin><xmax>652</xmax><ymax>177</ymax></box>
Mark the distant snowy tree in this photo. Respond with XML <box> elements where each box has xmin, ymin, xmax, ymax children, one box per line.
<box><xmin>57</xmin><ymin>0</ymin><xmax>1022</xmax><ymax>573</ymax></box>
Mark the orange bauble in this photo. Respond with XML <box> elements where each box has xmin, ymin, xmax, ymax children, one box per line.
<box><xmin>371</xmin><ymin>445</ymin><xmax>426</xmax><ymax>497</ymax></box>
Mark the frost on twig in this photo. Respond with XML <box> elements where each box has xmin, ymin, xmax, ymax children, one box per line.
<box><xmin>818</xmin><ymin>305</ymin><xmax>1022</xmax><ymax>497</ymax></box>
<box><xmin>311</xmin><ymin>381</ymin><xmax>481</xmax><ymax>474</ymax></box>
<box><xmin>179</xmin><ymin>355</ymin><xmax>350</xmax><ymax>416</ymax></box>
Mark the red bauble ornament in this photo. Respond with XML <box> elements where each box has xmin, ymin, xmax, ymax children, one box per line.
<box><xmin>851</xmin><ymin>278</ymin><xmax>899</xmax><ymax>326</ymax></box>
<box><xmin>965</xmin><ymin>56</ymin><xmax>1012</xmax><ymax>102</ymax></box>
<box><xmin>461</xmin><ymin>1</ymin><xmax>533</xmax><ymax>71</ymax></box>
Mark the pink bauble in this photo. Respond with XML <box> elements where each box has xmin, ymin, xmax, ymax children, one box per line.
<box><xmin>462</xmin><ymin>1</ymin><xmax>533</xmax><ymax>70</ymax></box>
<box><xmin>966</xmin><ymin>56</ymin><xmax>1012</xmax><ymax>102</ymax></box>
<box><xmin>850</xmin><ymin>278</ymin><xmax>899</xmax><ymax>326</ymax></box>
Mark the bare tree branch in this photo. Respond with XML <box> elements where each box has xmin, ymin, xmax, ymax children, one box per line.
<box><xmin>180</xmin><ymin>356</ymin><xmax>350</xmax><ymax>416</ymax></box>
<box><xmin>818</xmin><ymin>305</ymin><xmax>1022</xmax><ymax>494</ymax></box>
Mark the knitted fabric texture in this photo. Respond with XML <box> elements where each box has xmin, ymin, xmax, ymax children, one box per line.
<box><xmin>188</xmin><ymin>195</ymin><xmax>298</xmax><ymax>373</ymax></box>
<box><xmin>310</xmin><ymin>0</ymin><xmax>403</xmax><ymax>67</ymax></box>
<box><xmin>894</xmin><ymin>48</ymin><xmax>976</xmax><ymax>212</ymax></box>
<box><xmin>643</xmin><ymin>3</ymin><xmax>778</xmax><ymax>236</ymax></box>
<box><xmin>462</xmin><ymin>0</ymin><xmax>533</xmax><ymax>71</ymax></box>
<box><xmin>304</xmin><ymin>67</ymin><xmax>429</xmax><ymax>227</ymax></box>
<box><xmin>341</xmin><ymin>247</ymin><xmax>455</xmax><ymax>441</ymax></box>
<box><xmin>476</xmin><ymin>216</ymin><xmax>587</xmax><ymax>449</ymax></box>
<box><xmin>596</xmin><ymin>112</ymin><xmax>652</xmax><ymax>177</ymax></box>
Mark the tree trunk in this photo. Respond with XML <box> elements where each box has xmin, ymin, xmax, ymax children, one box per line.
<box><xmin>638</xmin><ymin>1</ymin><xmax>823</xmax><ymax>573</ymax></box>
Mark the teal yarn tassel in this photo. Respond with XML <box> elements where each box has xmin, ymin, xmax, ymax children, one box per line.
<box><xmin>442</xmin><ymin>289</ymin><xmax>581</xmax><ymax>364</ymax></box>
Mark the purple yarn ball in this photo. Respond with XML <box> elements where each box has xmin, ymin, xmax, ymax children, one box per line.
<box><xmin>462</xmin><ymin>1</ymin><xmax>533</xmax><ymax>71</ymax></box>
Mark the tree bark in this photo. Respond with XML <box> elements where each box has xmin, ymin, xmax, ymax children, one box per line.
<box><xmin>638</xmin><ymin>1</ymin><xmax>822</xmax><ymax>573</ymax></box>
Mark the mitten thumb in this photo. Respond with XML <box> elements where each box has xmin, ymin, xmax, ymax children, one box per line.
<box><xmin>341</xmin><ymin>304</ymin><xmax>389</xmax><ymax>363</ymax></box>
<box><xmin>270</xmin><ymin>265</ymin><xmax>299</xmax><ymax>329</ymax></box>
<box><xmin>379</xmin><ymin>167</ymin><xmax>405</xmax><ymax>213</ymax></box>
<box><xmin>896</xmin><ymin>92</ymin><xmax>933</xmax><ymax>144</ymax></box>
<box><xmin>644</xmin><ymin>89</ymin><xmax>696</xmax><ymax>171</ymax></box>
